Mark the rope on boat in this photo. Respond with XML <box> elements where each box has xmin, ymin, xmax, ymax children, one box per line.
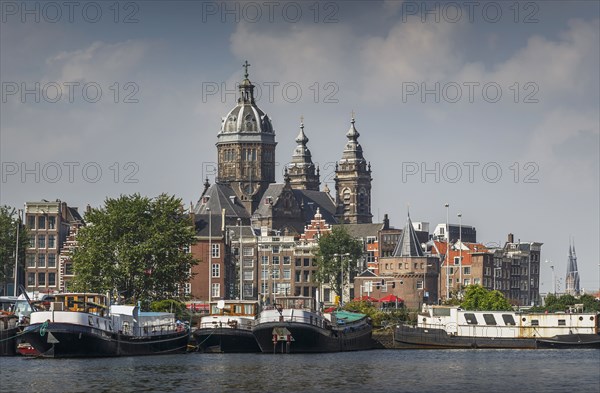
<box><xmin>0</xmin><ymin>320</ymin><xmax>47</xmax><ymax>343</ymax></box>
<box><xmin>195</xmin><ymin>327</ymin><xmax>218</xmax><ymax>346</ymax></box>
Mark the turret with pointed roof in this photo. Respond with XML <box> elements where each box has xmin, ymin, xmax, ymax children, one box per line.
<box><xmin>393</xmin><ymin>210</ymin><xmax>424</xmax><ymax>257</ymax></box>
<box><xmin>334</xmin><ymin>115</ymin><xmax>373</xmax><ymax>224</ymax></box>
<box><xmin>287</xmin><ymin>118</ymin><xmax>320</xmax><ymax>191</ymax></box>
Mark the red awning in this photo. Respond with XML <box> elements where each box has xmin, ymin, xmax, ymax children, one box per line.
<box><xmin>186</xmin><ymin>303</ymin><xmax>209</xmax><ymax>311</ymax></box>
<box><xmin>379</xmin><ymin>294</ymin><xmax>403</xmax><ymax>303</ymax></box>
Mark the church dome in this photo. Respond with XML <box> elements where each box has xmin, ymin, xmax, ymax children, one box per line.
<box><xmin>217</xmin><ymin>61</ymin><xmax>275</xmax><ymax>144</ymax></box>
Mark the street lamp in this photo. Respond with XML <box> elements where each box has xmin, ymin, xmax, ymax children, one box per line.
<box><xmin>546</xmin><ymin>260</ymin><xmax>556</xmax><ymax>295</ymax></box>
<box><xmin>238</xmin><ymin>218</ymin><xmax>243</xmax><ymax>300</ymax></box>
<box><xmin>444</xmin><ymin>203</ymin><xmax>449</xmax><ymax>301</ymax></box>
<box><xmin>457</xmin><ymin>212</ymin><xmax>462</xmax><ymax>294</ymax></box>
<box><xmin>14</xmin><ymin>209</ymin><xmax>22</xmax><ymax>297</ymax></box>
<box><xmin>207</xmin><ymin>207</ymin><xmax>212</xmax><ymax>304</ymax></box>
<box><xmin>333</xmin><ymin>252</ymin><xmax>350</xmax><ymax>305</ymax></box>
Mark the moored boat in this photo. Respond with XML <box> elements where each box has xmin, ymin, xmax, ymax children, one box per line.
<box><xmin>21</xmin><ymin>293</ymin><xmax>190</xmax><ymax>358</ymax></box>
<box><xmin>193</xmin><ymin>300</ymin><xmax>260</xmax><ymax>353</ymax></box>
<box><xmin>395</xmin><ymin>305</ymin><xmax>600</xmax><ymax>349</ymax></box>
<box><xmin>0</xmin><ymin>297</ymin><xmax>19</xmax><ymax>356</ymax></box>
<box><xmin>252</xmin><ymin>296</ymin><xmax>373</xmax><ymax>353</ymax></box>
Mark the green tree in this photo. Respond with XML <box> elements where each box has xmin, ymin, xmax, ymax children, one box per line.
<box><xmin>314</xmin><ymin>226</ymin><xmax>364</xmax><ymax>301</ymax></box>
<box><xmin>534</xmin><ymin>293</ymin><xmax>599</xmax><ymax>313</ymax></box>
<box><xmin>460</xmin><ymin>285</ymin><xmax>512</xmax><ymax>311</ymax></box>
<box><xmin>72</xmin><ymin>194</ymin><xmax>197</xmax><ymax>304</ymax></box>
<box><xmin>0</xmin><ymin>206</ymin><xmax>27</xmax><ymax>295</ymax></box>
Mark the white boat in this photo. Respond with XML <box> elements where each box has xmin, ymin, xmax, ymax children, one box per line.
<box><xmin>395</xmin><ymin>305</ymin><xmax>600</xmax><ymax>349</ymax></box>
<box><xmin>193</xmin><ymin>300</ymin><xmax>260</xmax><ymax>353</ymax></box>
<box><xmin>21</xmin><ymin>293</ymin><xmax>190</xmax><ymax>357</ymax></box>
<box><xmin>253</xmin><ymin>296</ymin><xmax>373</xmax><ymax>353</ymax></box>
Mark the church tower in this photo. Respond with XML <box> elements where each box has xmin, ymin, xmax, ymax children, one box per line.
<box><xmin>216</xmin><ymin>61</ymin><xmax>277</xmax><ymax>213</ymax></box>
<box><xmin>334</xmin><ymin>115</ymin><xmax>372</xmax><ymax>224</ymax></box>
<box><xmin>287</xmin><ymin>118</ymin><xmax>320</xmax><ymax>191</ymax></box>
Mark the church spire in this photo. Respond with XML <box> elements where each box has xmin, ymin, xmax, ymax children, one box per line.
<box><xmin>393</xmin><ymin>208</ymin><xmax>424</xmax><ymax>257</ymax></box>
<box><xmin>287</xmin><ymin>116</ymin><xmax>320</xmax><ymax>191</ymax></box>
<box><xmin>334</xmin><ymin>113</ymin><xmax>372</xmax><ymax>224</ymax></box>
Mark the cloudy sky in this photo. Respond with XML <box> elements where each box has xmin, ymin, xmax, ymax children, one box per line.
<box><xmin>1</xmin><ymin>1</ymin><xmax>598</xmax><ymax>292</ymax></box>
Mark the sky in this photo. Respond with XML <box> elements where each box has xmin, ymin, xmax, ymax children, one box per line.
<box><xmin>1</xmin><ymin>1</ymin><xmax>599</xmax><ymax>293</ymax></box>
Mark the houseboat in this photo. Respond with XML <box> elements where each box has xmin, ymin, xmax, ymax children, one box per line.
<box><xmin>21</xmin><ymin>293</ymin><xmax>190</xmax><ymax>357</ymax></box>
<box><xmin>252</xmin><ymin>296</ymin><xmax>373</xmax><ymax>353</ymax></box>
<box><xmin>193</xmin><ymin>300</ymin><xmax>260</xmax><ymax>353</ymax></box>
<box><xmin>395</xmin><ymin>305</ymin><xmax>600</xmax><ymax>349</ymax></box>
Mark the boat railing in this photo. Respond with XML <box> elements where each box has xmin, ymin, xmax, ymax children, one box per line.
<box><xmin>258</xmin><ymin>314</ymin><xmax>326</xmax><ymax>329</ymax></box>
<box><xmin>121</xmin><ymin>322</ymin><xmax>187</xmax><ymax>337</ymax></box>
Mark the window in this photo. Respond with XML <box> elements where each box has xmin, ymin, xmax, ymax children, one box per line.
<box><xmin>261</xmin><ymin>282</ymin><xmax>268</xmax><ymax>295</ymax></box>
<box><xmin>463</xmin><ymin>279</ymin><xmax>470</xmax><ymax>286</ymax></box>
<box><xmin>272</xmin><ymin>269</ymin><xmax>280</xmax><ymax>279</ymax></box>
<box><xmin>295</xmin><ymin>258</ymin><xmax>301</xmax><ymax>267</ymax></box>
<box><xmin>38</xmin><ymin>215</ymin><xmax>46</xmax><ymax>229</ymax></box>
<box><xmin>483</xmin><ymin>314</ymin><xmax>497</xmax><ymax>325</ymax></box>
<box><xmin>243</xmin><ymin>247</ymin><xmax>254</xmax><ymax>257</ymax></box>
<box><xmin>272</xmin><ymin>256</ymin><xmax>280</xmax><ymax>265</ymax></box>
<box><xmin>28</xmin><ymin>235</ymin><xmax>35</xmax><ymax>248</ymax></box>
<box><xmin>261</xmin><ymin>267</ymin><xmax>269</xmax><ymax>280</ymax></box>
<box><xmin>48</xmin><ymin>235</ymin><xmax>56</xmax><ymax>249</ymax></box>
<box><xmin>38</xmin><ymin>254</ymin><xmax>46</xmax><ymax>268</ymax></box>
<box><xmin>243</xmin><ymin>283</ymin><xmax>253</xmax><ymax>298</ymax></box>
<box><xmin>303</xmin><ymin>258</ymin><xmax>310</xmax><ymax>267</ymax></box>
<box><xmin>449</xmin><ymin>267</ymin><xmax>454</xmax><ymax>274</ymax></box>
<box><xmin>303</xmin><ymin>271</ymin><xmax>310</xmax><ymax>282</ymax></box>
<box><xmin>48</xmin><ymin>253</ymin><xmax>56</xmax><ymax>268</ymax></box>
<box><xmin>211</xmin><ymin>283</ymin><xmax>220</xmax><ymax>298</ymax></box>
<box><xmin>454</xmin><ymin>256</ymin><xmax>461</xmax><ymax>265</ymax></box>
<box><xmin>283</xmin><ymin>256</ymin><xmax>291</xmax><ymax>265</ymax></box>
<box><xmin>243</xmin><ymin>271</ymin><xmax>253</xmax><ymax>281</ymax></box>
<box><xmin>38</xmin><ymin>235</ymin><xmax>46</xmax><ymax>249</ymax></box>
<box><xmin>558</xmin><ymin>319</ymin><xmax>566</xmax><ymax>326</ymax></box>
<box><xmin>65</xmin><ymin>263</ymin><xmax>73</xmax><ymax>276</ymax></box>
<box><xmin>463</xmin><ymin>266</ymin><xmax>471</xmax><ymax>275</ymax></box>
<box><xmin>38</xmin><ymin>272</ymin><xmax>46</xmax><ymax>286</ymax></box>
<box><xmin>211</xmin><ymin>263</ymin><xmax>220</xmax><ymax>278</ymax></box>
<box><xmin>502</xmin><ymin>314</ymin><xmax>516</xmax><ymax>326</ymax></box>
<box><xmin>367</xmin><ymin>251</ymin><xmax>375</xmax><ymax>263</ymax></box>
<box><xmin>184</xmin><ymin>283</ymin><xmax>191</xmax><ymax>295</ymax></box>
<box><xmin>283</xmin><ymin>268</ymin><xmax>291</xmax><ymax>280</ymax></box>
<box><xmin>295</xmin><ymin>271</ymin><xmax>301</xmax><ymax>282</ymax></box>
<box><xmin>464</xmin><ymin>313</ymin><xmax>478</xmax><ymax>325</ymax></box>
<box><xmin>211</xmin><ymin>244</ymin><xmax>220</xmax><ymax>258</ymax></box>
<box><xmin>48</xmin><ymin>216</ymin><xmax>56</xmax><ymax>229</ymax></box>
<box><xmin>27</xmin><ymin>216</ymin><xmax>35</xmax><ymax>229</ymax></box>
<box><xmin>48</xmin><ymin>273</ymin><xmax>56</xmax><ymax>287</ymax></box>
<box><xmin>27</xmin><ymin>254</ymin><xmax>36</xmax><ymax>268</ymax></box>
<box><xmin>474</xmin><ymin>278</ymin><xmax>480</xmax><ymax>285</ymax></box>
<box><xmin>262</xmin><ymin>256</ymin><xmax>269</xmax><ymax>265</ymax></box>
<box><xmin>272</xmin><ymin>246</ymin><xmax>280</xmax><ymax>254</ymax></box>
<box><xmin>416</xmin><ymin>280</ymin><xmax>423</xmax><ymax>289</ymax></box>
<box><xmin>531</xmin><ymin>320</ymin><xmax>539</xmax><ymax>326</ymax></box>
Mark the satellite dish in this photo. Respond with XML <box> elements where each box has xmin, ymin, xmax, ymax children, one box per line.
<box><xmin>216</xmin><ymin>300</ymin><xmax>225</xmax><ymax>310</ymax></box>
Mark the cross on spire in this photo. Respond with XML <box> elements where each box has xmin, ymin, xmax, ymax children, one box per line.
<box><xmin>243</xmin><ymin>60</ymin><xmax>251</xmax><ymax>79</ymax></box>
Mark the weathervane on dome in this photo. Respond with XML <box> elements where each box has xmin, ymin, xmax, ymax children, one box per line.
<box><xmin>243</xmin><ymin>60</ymin><xmax>251</xmax><ymax>79</ymax></box>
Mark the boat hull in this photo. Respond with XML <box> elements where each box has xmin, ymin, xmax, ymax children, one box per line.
<box><xmin>253</xmin><ymin>321</ymin><xmax>373</xmax><ymax>353</ymax></box>
<box><xmin>394</xmin><ymin>325</ymin><xmax>600</xmax><ymax>349</ymax></box>
<box><xmin>194</xmin><ymin>327</ymin><xmax>260</xmax><ymax>353</ymax></box>
<box><xmin>0</xmin><ymin>326</ymin><xmax>19</xmax><ymax>356</ymax></box>
<box><xmin>22</xmin><ymin>322</ymin><xmax>190</xmax><ymax>358</ymax></box>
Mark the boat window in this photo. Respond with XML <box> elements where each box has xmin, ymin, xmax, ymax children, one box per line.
<box><xmin>502</xmin><ymin>314</ymin><xmax>516</xmax><ymax>326</ymax></box>
<box><xmin>88</xmin><ymin>316</ymin><xmax>94</xmax><ymax>326</ymax></box>
<box><xmin>464</xmin><ymin>313</ymin><xmax>478</xmax><ymax>325</ymax></box>
<box><xmin>483</xmin><ymin>314</ymin><xmax>497</xmax><ymax>325</ymax></box>
<box><xmin>558</xmin><ymin>319</ymin><xmax>566</xmax><ymax>326</ymax></box>
<box><xmin>531</xmin><ymin>320</ymin><xmax>539</xmax><ymax>326</ymax></box>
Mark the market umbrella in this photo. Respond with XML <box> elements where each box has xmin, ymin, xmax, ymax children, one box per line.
<box><xmin>379</xmin><ymin>294</ymin><xmax>403</xmax><ymax>303</ymax></box>
<box><xmin>353</xmin><ymin>295</ymin><xmax>379</xmax><ymax>302</ymax></box>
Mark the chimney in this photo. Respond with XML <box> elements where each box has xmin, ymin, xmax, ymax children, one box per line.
<box><xmin>383</xmin><ymin>214</ymin><xmax>389</xmax><ymax>230</ymax></box>
<box><xmin>508</xmin><ymin>233</ymin><xmax>514</xmax><ymax>243</ymax></box>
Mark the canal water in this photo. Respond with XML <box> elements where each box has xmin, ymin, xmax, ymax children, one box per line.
<box><xmin>1</xmin><ymin>349</ymin><xmax>598</xmax><ymax>392</ymax></box>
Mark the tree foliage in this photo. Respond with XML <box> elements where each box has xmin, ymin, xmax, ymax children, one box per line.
<box><xmin>460</xmin><ymin>285</ymin><xmax>513</xmax><ymax>311</ymax></box>
<box><xmin>150</xmin><ymin>299</ymin><xmax>188</xmax><ymax>320</ymax></box>
<box><xmin>0</xmin><ymin>206</ymin><xmax>27</xmax><ymax>290</ymax></box>
<box><xmin>71</xmin><ymin>194</ymin><xmax>197</xmax><ymax>304</ymax></box>
<box><xmin>314</xmin><ymin>226</ymin><xmax>364</xmax><ymax>299</ymax></box>
<box><xmin>343</xmin><ymin>300</ymin><xmax>410</xmax><ymax>327</ymax></box>
<box><xmin>531</xmin><ymin>293</ymin><xmax>600</xmax><ymax>313</ymax></box>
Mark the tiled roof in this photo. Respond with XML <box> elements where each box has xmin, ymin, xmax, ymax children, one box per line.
<box><xmin>393</xmin><ymin>215</ymin><xmax>424</xmax><ymax>257</ymax></box>
<box><xmin>333</xmin><ymin>223</ymin><xmax>383</xmax><ymax>239</ymax></box>
<box><xmin>193</xmin><ymin>183</ymin><xmax>250</xmax><ymax>219</ymax></box>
